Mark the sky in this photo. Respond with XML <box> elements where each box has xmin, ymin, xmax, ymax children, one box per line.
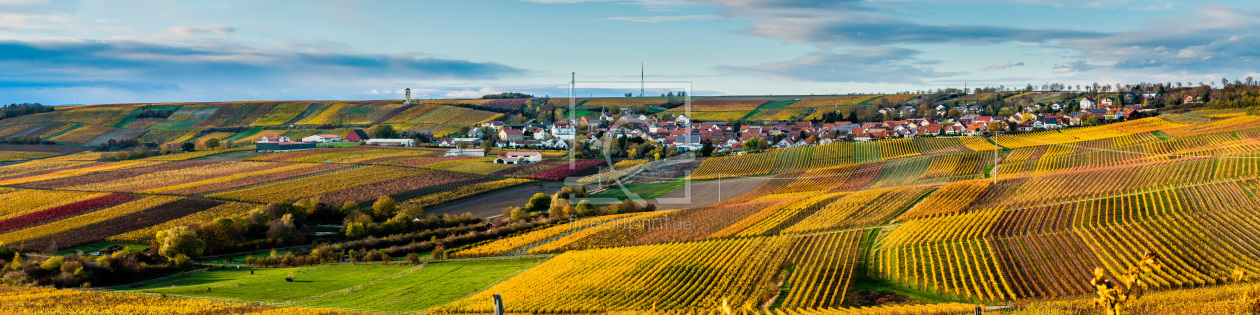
<box><xmin>1</xmin><ymin>0</ymin><xmax>1258</xmax><ymax>104</ymax></box>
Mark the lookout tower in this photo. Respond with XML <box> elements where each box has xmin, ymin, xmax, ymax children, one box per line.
<box><xmin>404</xmin><ymin>88</ymin><xmax>411</xmax><ymax>105</ymax></box>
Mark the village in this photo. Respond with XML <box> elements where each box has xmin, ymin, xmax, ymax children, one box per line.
<box><xmin>248</xmin><ymin>92</ymin><xmax>1169</xmax><ymax>161</ymax></box>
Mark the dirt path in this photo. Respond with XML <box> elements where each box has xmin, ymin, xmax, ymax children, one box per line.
<box><xmin>425</xmin><ymin>182</ymin><xmax>567</xmax><ymax>218</ymax></box>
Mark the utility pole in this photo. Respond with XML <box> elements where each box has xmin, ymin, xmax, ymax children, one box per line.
<box><xmin>993</xmin><ymin>145</ymin><xmax>998</xmax><ymax>184</ymax></box>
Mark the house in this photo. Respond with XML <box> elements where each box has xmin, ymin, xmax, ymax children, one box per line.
<box><xmin>1080</xmin><ymin>97</ymin><xmax>1095</xmax><ymax>110</ymax></box>
<box><xmin>1100</xmin><ymin>97</ymin><xmax>1115</xmax><ymax>106</ymax></box>
<box><xmin>256</xmin><ymin>134</ymin><xmax>290</xmax><ymax>143</ymax></box>
<box><xmin>467</xmin><ymin>128</ymin><xmax>485</xmax><ymax>138</ymax></box>
<box><xmin>481</xmin><ymin>121</ymin><xmax>505</xmax><ymax>130</ymax></box>
<box><xmin>1184</xmin><ymin>95</ymin><xmax>1198</xmax><ymax>103</ymax></box>
<box><xmin>499</xmin><ymin>129</ymin><xmax>524</xmax><ymax>142</ymax></box>
<box><xmin>301</xmin><ymin>134</ymin><xmax>342</xmax><ymax>143</ymax></box>
<box><xmin>365</xmin><ymin>139</ymin><xmax>415</xmax><ymax>147</ymax></box>
<box><xmin>532</xmin><ymin>128</ymin><xmax>551</xmax><ymax>140</ymax></box>
<box><xmin>1143</xmin><ymin>91</ymin><xmax>1159</xmax><ymax>99</ymax></box>
<box><xmin>542</xmin><ymin>138</ymin><xmax>569</xmax><ymax>150</ymax></box>
<box><xmin>344</xmin><ymin>130</ymin><xmax>369</xmax><ymax>142</ymax></box>
<box><xmin>494</xmin><ymin>151</ymin><xmax>542</xmax><ymax>164</ymax></box>
<box><xmin>551</xmin><ymin>123</ymin><xmax>576</xmax><ymax>140</ymax></box>
<box><xmin>444</xmin><ymin>148</ymin><xmax>485</xmax><ymax>157</ymax></box>
<box><xmin>256</xmin><ymin>142</ymin><xmax>315</xmax><ymax>152</ymax></box>
<box><xmin>673</xmin><ymin>134</ymin><xmax>703</xmax><ymax>151</ymax></box>
<box><xmin>675</xmin><ymin>114</ymin><xmax>691</xmax><ymax>125</ymax></box>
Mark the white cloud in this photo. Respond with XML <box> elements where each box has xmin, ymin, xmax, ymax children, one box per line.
<box><xmin>605</xmin><ymin>15</ymin><xmax>717</xmax><ymax>22</ymax></box>
<box><xmin>445</xmin><ymin>87</ymin><xmax>501</xmax><ymax>98</ymax></box>
<box><xmin>983</xmin><ymin>61</ymin><xmax>1024</xmax><ymax>70</ymax></box>
<box><xmin>168</xmin><ymin>25</ymin><xmax>236</xmax><ymax>38</ymax></box>
<box><xmin>1052</xmin><ymin>60</ymin><xmax>1095</xmax><ymax>73</ymax></box>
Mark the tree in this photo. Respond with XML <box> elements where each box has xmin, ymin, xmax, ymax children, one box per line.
<box><xmin>987</xmin><ymin>121</ymin><xmax>1006</xmax><ymax>132</ymax></box>
<box><xmin>526</xmin><ymin>193</ymin><xmax>551</xmax><ymax>211</ymax></box>
<box><xmin>340</xmin><ymin>202</ymin><xmax>358</xmax><ymax>215</ymax></box>
<box><xmin>345</xmin><ymin>222</ymin><xmax>368</xmax><ymax>239</ymax></box>
<box><xmin>372</xmin><ymin>196</ymin><xmax>397</xmax><ymax>218</ymax></box>
<box><xmin>205</xmin><ymin>138</ymin><xmax>221</xmax><ymax>150</ymax></box>
<box><xmin>39</xmin><ymin>256</ymin><xmax>63</xmax><ymax>271</ymax></box>
<box><xmin>1085</xmin><ymin>116</ymin><xmax>1101</xmax><ymax>126</ymax></box>
<box><xmin>181</xmin><ymin>142</ymin><xmax>195</xmax><ymax>152</ymax></box>
<box><xmin>700</xmin><ymin>140</ymin><xmax>715</xmax><ymax>157</ymax></box>
<box><xmin>509</xmin><ymin>207</ymin><xmax>527</xmax><ymax>221</ymax></box>
<box><xmin>4</xmin><ymin>252</ymin><xmax>22</xmax><ymax>272</ymax></box>
<box><xmin>549</xmin><ymin>197</ymin><xmax>571</xmax><ymax>219</ymax></box>
<box><xmin>267</xmin><ymin>213</ymin><xmax>299</xmax><ymax>245</ymax></box>
<box><xmin>431</xmin><ymin>244</ymin><xmax>447</xmax><ymax>260</ymax></box>
<box><xmin>156</xmin><ymin>226</ymin><xmax>206</xmax><ymax>260</ymax></box>
<box><xmin>575</xmin><ymin>199</ymin><xmax>596</xmax><ymax>216</ymax></box>
<box><xmin>743</xmin><ymin>137</ymin><xmax>767</xmax><ymax>153</ymax></box>
<box><xmin>371</xmin><ymin>125</ymin><xmax>399</xmax><ymax>139</ymax></box>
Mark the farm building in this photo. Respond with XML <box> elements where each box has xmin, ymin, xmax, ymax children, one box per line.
<box><xmin>365</xmin><ymin>139</ymin><xmax>415</xmax><ymax>147</ymax></box>
<box><xmin>301</xmin><ymin>134</ymin><xmax>342</xmax><ymax>143</ymax></box>
<box><xmin>493</xmin><ymin>151</ymin><xmax>542</xmax><ymax>164</ymax></box>
<box><xmin>499</xmin><ymin>129</ymin><xmax>524</xmax><ymax>142</ymax></box>
<box><xmin>344</xmin><ymin>129</ymin><xmax>369</xmax><ymax>142</ymax></box>
<box><xmin>256</xmin><ymin>134</ymin><xmax>290</xmax><ymax>143</ymax></box>
<box><xmin>256</xmin><ymin>142</ymin><xmax>316</xmax><ymax>152</ymax></box>
<box><xmin>444</xmin><ymin>148</ymin><xmax>485</xmax><ymax>157</ymax></box>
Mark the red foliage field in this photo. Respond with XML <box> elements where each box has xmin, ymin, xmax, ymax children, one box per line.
<box><xmin>0</xmin><ymin>144</ymin><xmax>92</xmax><ymax>154</ymax></box>
<box><xmin>526</xmin><ymin>159</ymin><xmax>606</xmax><ymax>181</ymax></box>
<box><xmin>163</xmin><ymin>163</ymin><xmax>353</xmax><ymax>195</ymax></box>
<box><xmin>20</xmin><ymin>161</ymin><xmax>216</xmax><ymax>189</ymax></box>
<box><xmin>318</xmin><ymin>170</ymin><xmax>485</xmax><ymax>205</ymax></box>
<box><xmin>23</xmin><ymin>198</ymin><xmax>222</xmax><ymax>249</ymax></box>
<box><xmin>0</xmin><ymin>193</ymin><xmax>136</xmax><ymax>233</ymax></box>
<box><xmin>479</xmin><ymin>99</ymin><xmax>531</xmax><ymax>111</ymax></box>
<box><xmin>388</xmin><ymin>156</ymin><xmax>478</xmax><ymax>167</ymax></box>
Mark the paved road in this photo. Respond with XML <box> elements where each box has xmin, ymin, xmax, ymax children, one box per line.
<box><xmin>425</xmin><ymin>182</ymin><xmax>567</xmax><ymax>218</ymax></box>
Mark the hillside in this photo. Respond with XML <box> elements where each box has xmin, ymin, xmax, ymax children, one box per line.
<box><xmin>2</xmin><ymin>97</ymin><xmax>1260</xmax><ymax>314</ymax></box>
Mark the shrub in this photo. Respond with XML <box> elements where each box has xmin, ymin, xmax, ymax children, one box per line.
<box><xmin>39</xmin><ymin>256</ymin><xmax>63</xmax><ymax>271</ymax></box>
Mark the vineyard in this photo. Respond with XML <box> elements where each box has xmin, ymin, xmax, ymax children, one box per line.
<box><xmin>5</xmin><ymin>97</ymin><xmax>1260</xmax><ymax>314</ymax></box>
<box><xmin>787</xmin><ymin>95</ymin><xmax>882</xmax><ymax>109</ymax></box>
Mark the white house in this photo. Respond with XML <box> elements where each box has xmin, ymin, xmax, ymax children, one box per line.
<box><xmin>542</xmin><ymin>138</ymin><xmax>569</xmax><ymax>150</ymax></box>
<box><xmin>1080</xmin><ymin>97</ymin><xmax>1095</xmax><ymax>110</ymax></box>
<box><xmin>365</xmin><ymin>139</ymin><xmax>415</xmax><ymax>147</ymax></box>
<box><xmin>444</xmin><ymin>148</ymin><xmax>485</xmax><ymax>157</ymax></box>
<box><xmin>550</xmin><ymin>123</ymin><xmax>576</xmax><ymax>140</ymax></box>
<box><xmin>301</xmin><ymin>134</ymin><xmax>342</xmax><ymax>143</ymax></box>
<box><xmin>674</xmin><ymin>114</ymin><xmax>691</xmax><ymax>125</ymax></box>
<box><xmin>532</xmin><ymin>128</ymin><xmax>551</xmax><ymax>140</ymax></box>
<box><xmin>494</xmin><ymin>151</ymin><xmax>543</xmax><ymax>164</ymax></box>
<box><xmin>674</xmin><ymin>134</ymin><xmax>703</xmax><ymax>151</ymax></box>
<box><xmin>256</xmin><ymin>134</ymin><xmax>290</xmax><ymax>143</ymax></box>
<box><xmin>506</xmin><ymin>151</ymin><xmax>542</xmax><ymax>163</ymax></box>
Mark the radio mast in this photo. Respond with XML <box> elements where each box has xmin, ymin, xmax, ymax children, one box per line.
<box><xmin>640</xmin><ymin>63</ymin><xmax>644</xmax><ymax>97</ymax></box>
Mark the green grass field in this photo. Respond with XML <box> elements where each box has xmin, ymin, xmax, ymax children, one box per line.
<box><xmin>56</xmin><ymin>241</ymin><xmax>149</xmax><ymax>255</ymax></box>
<box><xmin>304</xmin><ymin>258</ymin><xmax>543</xmax><ymax>312</ymax></box>
<box><xmin>586</xmin><ymin>179</ymin><xmax>685</xmax><ymax>201</ymax></box>
<box><xmin>128</xmin><ymin>257</ymin><xmax>544</xmax><ymax>312</ymax></box>
<box><xmin>740</xmin><ymin>99</ymin><xmax>799</xmax><ymax>121</ymax></box>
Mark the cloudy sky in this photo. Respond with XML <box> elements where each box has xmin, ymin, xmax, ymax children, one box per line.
<box><xmin>2</xmin><ymin>0</ymin><xmax>1258</xmax><ymax>104</ymax></box>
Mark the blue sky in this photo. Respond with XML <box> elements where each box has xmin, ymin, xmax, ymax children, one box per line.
<box><xmin>1</xmin><ymin>0</ymin><xmax>1258</xmax><ymax>104</ymax></box>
